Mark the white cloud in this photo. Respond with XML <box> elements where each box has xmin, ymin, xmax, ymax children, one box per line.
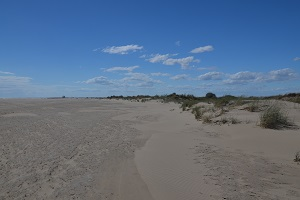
<box><xmin>0</xmin><ymin>71</ymin><xmax>14</xmax><ymax>75</ymax></box>
<box><xmin>190</xmin><ymin>45</ymin><xmax>214</xmax><ymax>53</ymax></box>
<box><xmin>264</xmin><ymin>68</ymin><xmax>297</xmax><ymax>82</ymax></box>
<box><xmin>0</xmin><ymin>75</ymin><xmax>32</xmax><ymax>85</ymax></box>
<box><xmin>223</xmin><ymin>68</ymin><xmax>297</xmax><ymax>84</ymax></box>
<box><xmin>150</xmin><ymin>72</ymin><xmax>170</xmax><ymax>77</ymax></box>
<box><xmin>92</xmin><ymin>48</ymin><xmax>101</xmax><ymax>52</ymax></box>
<box><xmin>147</xmin><ymin>54</ymin><xmax>171</xmax><ymax>63</ymax></box>
<box><xmin>293</xmin><ymin>57</ymin><xmax>300</xmax><ymax>61</ymax></box>
<box><xmin>225</xmin><ymin>71</ymin><xmax>260</xmax><ymax>84</ymax></box>
<box><xmin>0</xmin><ymin>74</ymin><xmax>33</xmax><ymax>97</ymax></box>
<box><xmin>197</xmin><ymin>66</ymin><xmax>217</xmax><ymax>71</ymax></box>
<box><xmin>84</xmin><ymin>76</ymin><xmax>113</xmax><ymax>85</ymax></box>
<box><xmin>170</xmin><ymin>74</ymin><xmax>189</xmax><ymax>80</ymax></box>
<box><xmin>105</xmin><ymin>66</ymin><xmax>139</xmax><ymax>72</ymax></box>
<box><xmin>102</xmin><ymin>44</ymin><xmax>143</xmax><ymax>54</ymax></box>
<box><xmin>163</xmin><ymin>56</ymin><xmax>200</xmax><ymax>69</ymax></box>
<box><xmin>198</xmin><ymin>72</ymin><xmax>223</xmax><ymax>80</ymax></box>
<box><xmin>121</xmin><ymin>72</ymin><xmax>161</xmax><ymax>87</ymax></box>
<box><xmin>175</xmin><ymin>41</ymin><xmax>181</xmax><ymax>46</ymax></box>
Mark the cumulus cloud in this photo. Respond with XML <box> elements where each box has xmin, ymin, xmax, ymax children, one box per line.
<box><xmin>293</xmin><ymin>57</ymin><xmax>300</xmax><ymax>61</ymax></box>
<box><xmin>163</xmin><ymin>56</ymin><xmax>200</xmax><ymax>69</ymax></box>
<box><xmin>224</xmin><ymin>71</ymin><xmax>260</xmax><ymax>84</ymax></box>
<box><xmin>150</xmin><ymin>72</ymin><xmax>170</xmax><ymax>77</ymax></box>
<box><xmin>0</xmin><ymin>71</ymin><xmax>14</xmax><ymax>75</ymax></box>
<box><xmin>84</xmin><ymin>76</ymin><xmax>113</xmax><ymax>85</ymax></box>
<box><xmin>121</xmin><ymin>72</ymin><xmax>161</xmax><ymax>87</ymax></box>
<box><xmin>264</xmin><ymin>68</ymin><xmax>297</xmax><ymax>82</ymax></box>
<box><xmin>170</xmin><ymin>74</ymin><xmax>189</xmax><ymax>80</ymax></box>
<box><xmin>146</xmin><ymin>54</ymin><xmax>198</xmax><ymax>69</ymax></box>
<box><xmin>223</xmin><ymin>68</ymin><xmax>297</xmax><ymax>84</ymax></box>
<box><xmin>105</xmin><ymin>66</ymin><xmax>139</xmax><ymax>72</ymax></box>
<box><xmin>102</xmin><ymin>44</ymin><xmax>143</xmax><ymax>54</ymax></box>
<box><xmin>190</xmin><ymin>45</ymin><xmax>214</xmax><ymax>53</ymax></box>
<box><xmin>147</xmin><ymin>54</ymin><xmax>171</xmax><ymax>63</ymax></box>
<box><xmin>198</xmin><ymin>72</ymin><xmax>223</xmax><ymax>80</ymax></box>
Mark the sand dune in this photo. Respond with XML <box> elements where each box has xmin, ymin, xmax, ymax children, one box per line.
<box><xmin>0</xmin><ymin>99</ymin><xmax>299</xmax><ymax>199</ymax></box>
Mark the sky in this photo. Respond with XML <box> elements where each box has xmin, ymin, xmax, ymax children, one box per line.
<box><xmin>1</xmin><ymin>0</ymin><xmax>300</xmax><ymax>98</ymax></box>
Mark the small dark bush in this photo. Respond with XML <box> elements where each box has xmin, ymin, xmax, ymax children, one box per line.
<box><xmin>206</xmin><ymin>92</ymin><xmax>216</xmax><ymax>98</ymax></box>
<box><xmin>294</xmin><ymin>152</ymin><xmax>300</xmax><ymax>163</ymax></box>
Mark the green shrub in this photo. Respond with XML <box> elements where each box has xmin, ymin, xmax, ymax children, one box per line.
<box><xmin>259</xmin><ymin>104</ymin><xmax>292</xmax><ymax>129</ymax></box>
<box><xmin>181</xmin><ymin>100</ymin><xmax>198</xmax><ymax>111</ymax></box>
<box><xmin>192</xmin><ymin>106</ymin><xmax>205</xmax><ymax>120</ymax></box>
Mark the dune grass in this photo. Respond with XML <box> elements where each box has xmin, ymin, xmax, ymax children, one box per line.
<box><xmin>259</xmin><ymin>103</ymin><xmax>293</xmax><ymax>129</ymax></box>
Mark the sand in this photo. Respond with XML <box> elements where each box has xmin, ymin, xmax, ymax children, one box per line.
<box><xmin>1</xmin><ymin>98</ymin><xmax>300</xmax><ymax>199</ymax></box>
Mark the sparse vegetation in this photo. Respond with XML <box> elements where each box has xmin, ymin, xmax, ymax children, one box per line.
<box><xmin>202</xmin><ymin>114</ymin><xmax>213</xmax><ymax>124</ymax></box>
<box><xmin>219</xmin><ymin>116</ymin><xmax>240</xmax><ymax>124</ymax></box>
<box><xmin>294</xmin><ymin>152</ymin><xmax>300</xmax><ymax>163</ymax></box>
<box><xmin>181</xmin><ymin>100</ymin><xmax>199</xmax><ymax>111</ymax></box>
<box><xmin>246</xmin><ymin>100</ymin><xmax>260</xmax><ymax>112</ymax></box>
<box><xmin>106</xmin><ymin>92</ymin><xmax>298</xmax><ymax>127</ymax></box>
<box><xmin>191</xmin><ymin>106</ymin><xmax>209</xmax><ymax>120</ymax></box>
<box><xmin>230</xmin><ymin>117</ymin><xmax>240</xmax><ymax>124</ymax></box>
<box><xmin>259</xmin><ymin>103</ymin><xmax>292</xmax><ymax>129</ymax></box>
<box><xmin>220</xmin><ymin>117</ymin><xmax>229</xmax><ymax>124</ymax></box>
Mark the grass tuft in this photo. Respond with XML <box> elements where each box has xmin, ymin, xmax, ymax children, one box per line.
<box><xmin>259</xmin><ymin>103</ymin><xmax>292</xmax><ymax>129</ymax></box>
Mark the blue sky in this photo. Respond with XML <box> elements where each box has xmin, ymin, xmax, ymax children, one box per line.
<box><xmin>1</xmin><ymin>0</ymin><xmax>300</xmax><ymax>98</ymax></box>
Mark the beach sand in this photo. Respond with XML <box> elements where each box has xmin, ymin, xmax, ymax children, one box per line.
<box><xmin>0</xmin><ymin>99</ymin><xmax>299</xmax><ymax>199</ymax></box>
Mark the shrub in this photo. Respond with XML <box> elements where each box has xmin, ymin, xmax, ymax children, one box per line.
<box><xmin>294</xmin><ymin>152</ymin><xmax>300</xmax><ymax>163</ymax></box>
<box><xmin>229</xmin><ymin>117</ymin><xmax>240</xmax><ymax>124</ymax></box>
<box><xmin>192</xmin><ymin>106</ymin><xmax>205</xmax><ymax>120</ymax></box>
<box><xmin>205</xmin><ymin>92</ymin><xmax>216</xmax><ymax>98</ymax></box>
<box><xmin>202</xmin><ymin>114</ymin><xmax>213</xmax><ymax>123</ymax></box>
<box><xmin>220</xmin><ymin>117</ymin><xmax>229</xmax><ymax>124</ymax></box>
<box><xmin>259</xmin><ymin>104</ymin><xmax>292</xmax><ymax>129</ymax></box>
<box><xmin>181</xmin><ymin>100</ymin><xmax>198</xmax><ymax>111</ymax></box>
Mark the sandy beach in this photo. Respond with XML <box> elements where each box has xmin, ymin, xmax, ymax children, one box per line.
<box><xmin>1</xmin><ymin>98</ymin><xmax>300</xmax><ymax>199</ymax></box>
